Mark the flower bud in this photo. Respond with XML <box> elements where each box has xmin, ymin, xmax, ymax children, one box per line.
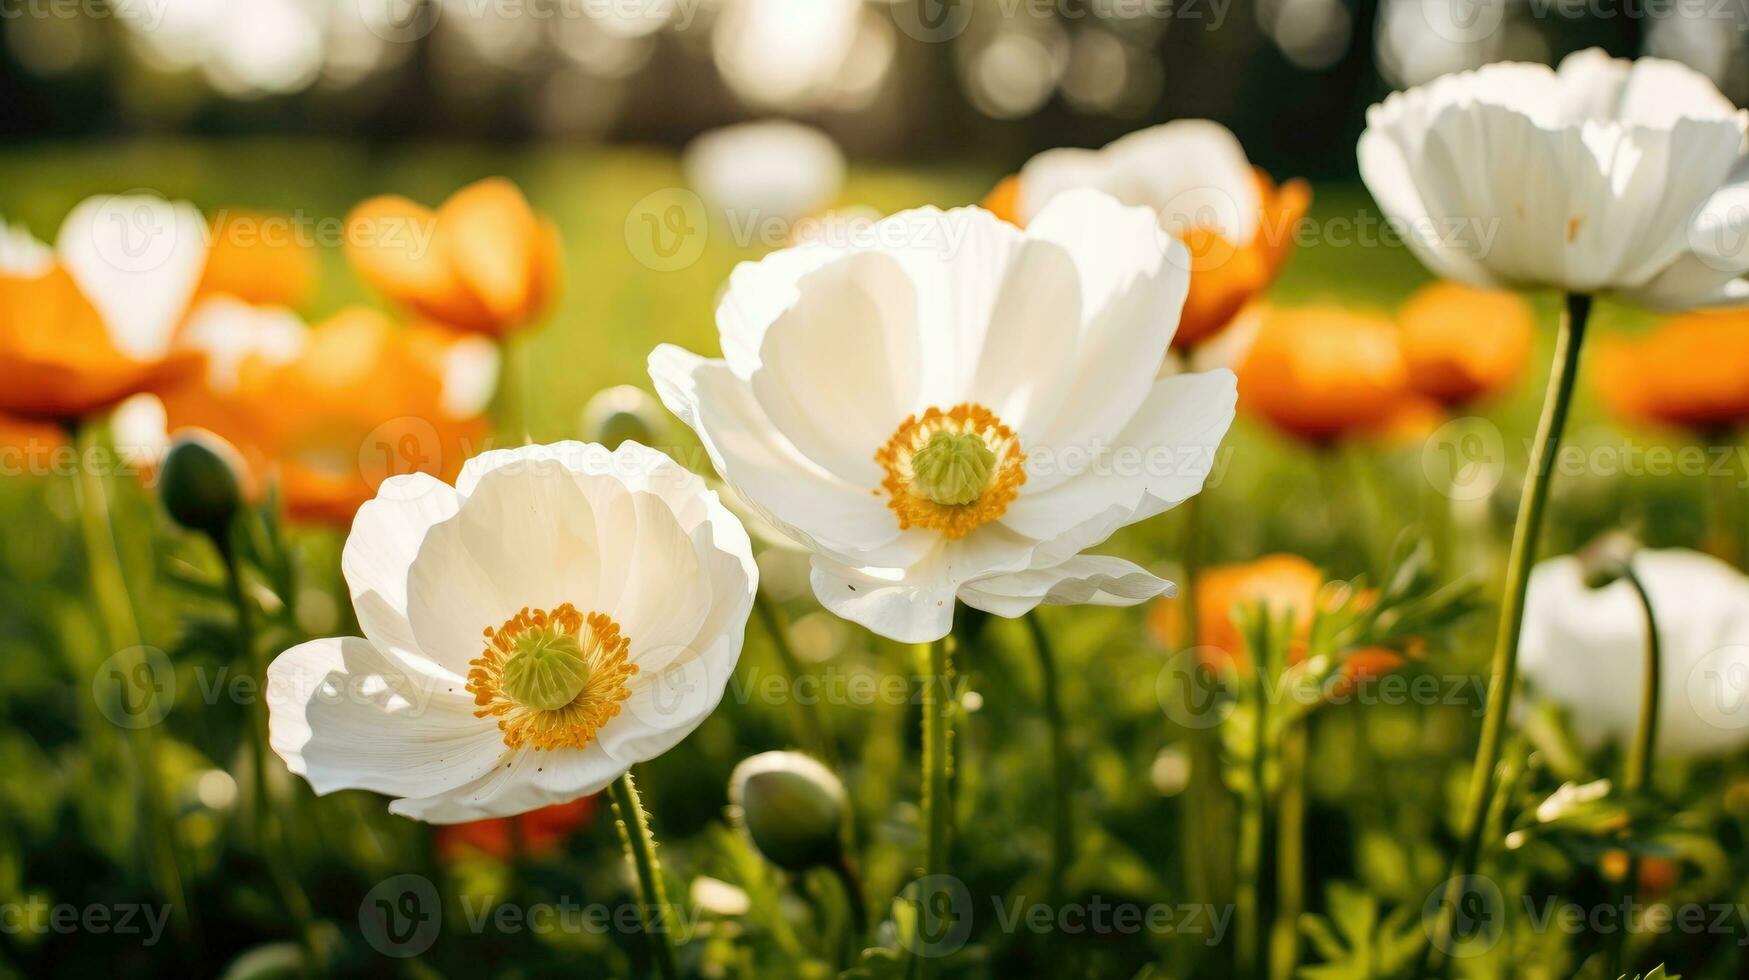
<box><xmin>1578</xmin><ymin>531</ymin><xmax>1641</xmax><ymax>590</ymax></box>
<box><xmin>159</xmin><ymin>430</ymin><xmax>245</xmax><ymax>538</ymax></box>
<box><xmin>728</xmin><ymin>751</ymin><xmax>846</xmax><ymax>871</ymax></box>
<box><xmin>581</xmin><ymin>385</ymin><xmax>666</xmax><ymax>450</ymax></box>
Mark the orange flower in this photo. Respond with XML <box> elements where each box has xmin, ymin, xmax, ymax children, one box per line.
<box><xmin>982</xmin><ymin>121</ymin><xmax>1309</xmax><ymax>351</ymax></box>
<box><xmin>1594</xmin><ymin>309</ymin><xmax>1749</xmax><ymax>434</ymax></box>
<box><xmin>1149</xmin><ymin>553</ymin><xmax>1406</xmax><ymax>678</ymax></box>
<box><xmin>345</xmin><ymin>178</ymin><xmax>562</xmax><ymax>338</ymax></box>
<box><xmin>159</xmin><ymin>303</ymin><xmax>494</xmax><ymax>525</ymax></box>
<box><xmin>0</xmin><ymin>199</ymin><xmax>208</xmax><ymax>423</ymax></box>
<box><xmin>198</xmin><ymin>210</ymin><xmax>318</xmax><ymax>309</ymax></box>
<box><xmin>1397</xmin><ymin>282</ymin><xmax>1533</xmax><ymax>407</ymax></box>
<box><xmin>435</xmin><ymin>798</ymin><xmax>597</xmax><ymax>863</ymax></box>
<box><xmin>1236</xmin><ymin>305</ymin><xmax>1412</xmax><ymax>444</ymax></box>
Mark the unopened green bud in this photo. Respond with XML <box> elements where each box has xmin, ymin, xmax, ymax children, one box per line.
<box><xmin>159</xmin><ymin>430</ymin><xmax>245</xmax><ymax>537</ymax></box>
<box><xmin>582</xmin><ymin>385</ymin><xmax>666</xmax><ymax>450</ymax></box>
<box><xmin>728</xmin><ymin>751</ymin><xmax>846</xmax><ymax>871</ymax></box>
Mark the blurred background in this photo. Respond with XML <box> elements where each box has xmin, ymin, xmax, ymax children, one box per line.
<box><xmin>2</xmin><ymin>0</ymin><xmax>1746</xmax><ymax>178</ymax></box>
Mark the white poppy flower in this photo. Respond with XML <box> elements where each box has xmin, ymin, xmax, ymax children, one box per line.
<box><xmin>1521</xmin><ymin>549</ymin><xmax>1749</xmax><ymax>758</ymax></box>
<box><xmin>267</xmin><ymin>442</ymin><xmax>757</xmax><ymax>822</ymax></box>
<box><xmin>650</xmin><ymin>190</ymin><xmax>1237</xmax><ymax>643</ymax></box>
<box><xmin>1360</xmin><ymin>48</ymin><xmax>1749</xmax><ymax>309</ymax></box>
<box><xmin>683</xmin><ymin>120</ymin><xmax>846</xmax><ymax>226</ymax></box>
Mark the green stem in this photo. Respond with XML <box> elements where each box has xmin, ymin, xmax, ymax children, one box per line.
<box><xmin>1617</xmin><ymin>563</ymin><xmax>1661</xmax><ymax>976</ymax></box>
<box><xmin>609</xmin><ymin>770</ymin><xmax>680</xmax><ymax>980</ymax></box>
<box><xmin>494</xmin><ymin>333</ymin><xmax>533</xmax><ymax>445</ymax></box>
<box><xmin>1268</xmin><ymin>723</ymin><xmax>1307</xmax><ymax>980</ymax></box>
<box><xmin>1024</xmin><ymin>611</ymin><xmax>1073</xmax><ymax>903</ymax></box>
<box><xmin>753</xmin><ymin>590</ymin><xmax>838</xmax><ymax>769</ymax></box>
<box><xmin>70</xmin><ymin>423</ymin><xmax>194</xmax><ymax>945</ymax></box>
<box><xmin>1423</xmin><ymin>293</ymin><xmax>1591</xmax><ymax>973</ymax></box>
<box><xmin>217</xmin><ymin>536</ymin><xmax>321</xmax><ymax>974</ymax></box>
<box><xmin>832</xmin><ymin>854</ymin><xmax>869</xmax><ymax>948</ymax></box>
<box><xmin>1234</xmin><ymin>655</ymin><xmax>1269</xmax><ymax>978</ymax></box>
<box><xmin>1178</xmin><ymin>495</ymin><xmax>1233</xmax><ymax>914</ymax></box>
<box><xmin>911</xmin><ymin>635</ymin><xmax>955</xmax><ymax>978</ymax></box>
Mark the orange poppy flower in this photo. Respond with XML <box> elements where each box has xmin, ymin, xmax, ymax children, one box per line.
<box><xmin>0</xmin><ymin>198</ymin><xmax>208</xmax><ymax>423</ymax></box>
<box><xmin>1236</xmin><ymin>305</ymin><xmax>1412</xmax><ymax>444</ymax></box>
<box><xmin>1397</xmin><ymin>282</ymin><xmax>1533</xmax><ymax>407</ymax></box>
<box><xmin>982</xmin><ymin>121</ymin><xmax>1310</xmax><ymax>351</ymax></box>
<box><xmin>435</xmin><ymin>798</ymin><xmax>597</xmax><ymax>863</ymax></box>
<box><xmin>1593</xmin><ymin>309</ymin><xmax>1749</xmax><ymax>434</ymax></box>
<box><xmin>159</xmin><ymin>304</ymin><xmax>494</xmax><ymax>525</ymax></box>
<box><xmin>1149</xmin><ymin>553</ymin><xmax>1406</xmax><ymax>678</ymax></box>
<box><xmin>345</xmin><ymin>178</ymin><xmax>562</xmax><ymax>338</ymax></box>
<box><xmin>198</xmin><ymin>210</ymin><xmax>318</xmax><ymax>309</ymax></box>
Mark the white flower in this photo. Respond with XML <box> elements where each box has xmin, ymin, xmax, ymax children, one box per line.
<box><xmin>650</xmin><ymin>190</ymin><xmax>1237</xmax><ymax>643</ymax></box>
<box><xmin>267</xmin><ymin>442</ymin><xmax>757</xmax><ymax>822</ymax></box>
<box><xmin>1360</xmin><ymin>48</ymin><xmax>1749</xmax><ymax>309</ymax></box>
<box><xmin>684</xmin><ymin>120</ymin><xmax>845</xmax><ymax>225</ymax></box>
<box><xmin>1521</xmin><ymin>549</ymin><xmax>1749</xmax><ymax>758</ymax></box>
<box><xmin>1010</xmin><ymin>120</ymin><xmax>1262</xmax><ymax>244</ymax></box>
<box><xmin>55</xmin><ymin>194</ymin><xmax>209</xmax><ymax>360</ymax></box>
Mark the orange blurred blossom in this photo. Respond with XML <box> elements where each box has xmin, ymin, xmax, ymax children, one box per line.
<box><xmin>1594</xmin><ymin>309</ymin><xmax>1749</xmax><ymax>435</ymax></box>
<box><xmin>345</xmin><ymin>178</ymin><xmax>561</xmax><ymax>338</ymax></box>
<box><xmin>0</xmin><ymin>198</ymin><xmax>208</xmax><ymax>423</ymax></box>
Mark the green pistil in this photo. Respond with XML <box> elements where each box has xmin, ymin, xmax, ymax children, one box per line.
<box><xmin>910</xmin><ymin>431</ymin><xmax>996</xmax><ymax>506</ymax></box>
<box><xmin>502</xmin><ymin>628</ymin><xmax>590</xmax><ymax>710</ymax></box>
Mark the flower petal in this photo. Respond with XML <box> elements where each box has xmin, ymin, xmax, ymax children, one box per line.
<box><xmin>267</xmin><ymin>636</ymin><xmax>501</xmax><ymax>799</ymax></box>
<box><xmin>57</xmin><ymin>195</ymin><xmax>208</xmax><ymax>361</ymax></box>
<box><xmin>961</xmin><ymin>555</ymin><xmax>1173</xmax><ymax>617</ymax></box>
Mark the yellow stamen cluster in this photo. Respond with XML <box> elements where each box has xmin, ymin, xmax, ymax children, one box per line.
<box><xmin>467</xmin><ymin>604</ymin><xmax>638</xmax><ymax>751</ymax></box>
<box><xmin>876</xmin><ymin>403</ymin><xmax>1026</xmax><ymax>539</ymax></box>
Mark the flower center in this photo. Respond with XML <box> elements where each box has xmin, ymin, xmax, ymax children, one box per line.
<box><xmin>876</xmin><ymin>403</ymin><xmax>1026</xmax><ymax>539</ymax></box>
<box><xmin>467</xmin><ymin>605</ymin><xmax>638</xmax><ymax>751</ymax></box>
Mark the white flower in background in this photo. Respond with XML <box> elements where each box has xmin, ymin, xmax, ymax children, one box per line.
<box><xmin>1008</xmin><ymin>120</ymin><xmax>1261</xmax><ymax>244</ymax></box>
<box><xmin>651</xmin><ymin>190</ymin><xmax>1237</xmax><ymax>643</ymax></box>
<box><xmin>57</xmin><ymin>194</ymin><xmax>210</xmax><ymax>360</ymax></box>
<box><xmin>1360</xmin><ymin>48</ymin><xmax>1749</xmax><ymax>308</ymax></box>
<box><xmin>684</xmin><ymin>120</ymin><xmax>846</xmax><ymax>225</ymax></box>
<box><xmin>1521</xmin><ymin>549</ymin><xmax>1749</xmax><ymax>758</ymax></box>
<box><xmin>0</xmin><ymin>218</ymin><xmax>52</xmax><ymax>276</ymax></box>
<box><xmin>267</xmin><ymin>442</ymin><xmax>757</xmax><ymax>822</ymax></box>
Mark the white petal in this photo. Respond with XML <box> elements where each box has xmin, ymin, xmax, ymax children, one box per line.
<box><xmin>441</xmin><ymin>334</ymin><xmax>500</xmax><ymax>418</ymax></box>
<box><xmin>597</xmin><ymin>627</ymin><xmax>746</xmax><ymax>767</ymax></box>
<box><xmin>961</xmin><ymin>555</ymin><xmax>1174</xmax><ymax>618</ymax></box>
<box><xmin>810</xmin><ymin>553</ymin><xmax>960</xmax><ymax>644</ymax></box>
<box><xmin>751</xmin><ymin>251</ymin><xmax>922</xmax><ymax>485</ymax></box>
<box><xmin>342</xmin><ymin>472</ymin><xmax>463</xmax><ymax>671</ymax></box>
<box><xmin>405</xmin><ymin>460</ymin><xmax>604</xmax><ymax>675</ymax></box>
<box><xmin>1021</xmin><ymin>189</ymin><xmax>1193</xmax><ymax>465</ymax></box>
<box><xmin>267</xmin><ymin>636</ymin><xmax>501</xmax><ymax>799</ymax></box>
<box><xmin>57</xmin><ymin>195</ymin><xmax>208</xmax><ymax>361</ymax></box>
<box><xmin>388</xmin><ymin>743</ymin><xmax>625</xmax><ymax>823</ymax></box>
<box><xmin>650</xmin><ymin>345</ymin><xmax>932</xmax><ymax>568</ymax></box>
<box><xmin>965</xmin><ymin>238</ymin><xmax>1081</xmax><ymax>439</ymax></box>
<box><xmin>1004</xmin><ymin>369</ymin><xmax>1236</xmax><ymax>548</ymax></box>
<box><xmin>0</xmin><ymin>217</ymin><xmax>52</xmax><ymax>277</ymax></box>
